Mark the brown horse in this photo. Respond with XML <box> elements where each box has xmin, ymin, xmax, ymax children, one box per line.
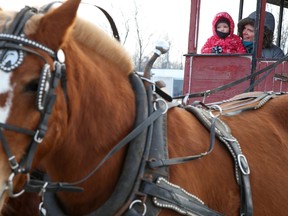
<box><xmin>0</xmin><ymin>1</ymin><xmax>288</xmax><ymax>215</ymax></box>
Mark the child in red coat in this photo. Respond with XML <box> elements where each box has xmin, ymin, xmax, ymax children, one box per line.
<box><xmin>201</xmin><ymin>12</ymin><xmax>246</xmax><ymax>54</ymax></box>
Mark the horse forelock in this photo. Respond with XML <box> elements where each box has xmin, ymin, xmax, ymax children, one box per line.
<box><xmin>0</xmin><ymin>10</ymin><xmax>17</xmax><ymax>33</ymax></box>
<box><xmin>24</xmin><ymin>14</ymin><xmax>43</xmax><ymax>35</ymax></box>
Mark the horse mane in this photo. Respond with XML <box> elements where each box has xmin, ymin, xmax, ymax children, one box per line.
<box><xmin>73</xmin><ymin>19</ymin><xmax>134</xmax><ymax>74</ymax></box>
<box><xmin>24</xmin><ymin>11</ymin><xmax>134</xmax><ymax>74</ymax></box>
<box><xmin>0</xmin><ymin>10</ymin><xmax>16</xmax><ymax>33</ymax></box>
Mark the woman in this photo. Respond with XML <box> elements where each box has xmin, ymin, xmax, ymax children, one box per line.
<box><xmin>238</xmin><ymin>11</ymin><xmax>284</xmax><ymax>59</ymax></box>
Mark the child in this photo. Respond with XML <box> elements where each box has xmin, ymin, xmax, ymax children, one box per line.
<box><xmin>201</xmin><ymin>12</ymin><xmax>246</xmax><ymax>54</ymax></box>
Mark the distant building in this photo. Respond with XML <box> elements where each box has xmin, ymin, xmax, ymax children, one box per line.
<box><xmin>151</xmin><ymin>69</ymin><xmax>184</xmax><ymax>97</ymax></box>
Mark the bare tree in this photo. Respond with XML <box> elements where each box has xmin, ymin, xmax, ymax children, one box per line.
<box><xmin>133</xmin><ymin>2</ymin><xmax>153</xmax><ymax>71</ymax></box>
<box><xmin>267</xmin><ymin>5</ymin><xmax>288</xmax><ymax>53</ymax></box>
<box><xmin>118</xmin><ymin>10</ymin><xmax>131</xmax><ymax>46</ymax></box>
<box><xmin>105</xmin><ymin>0</ymin><xmax>183</xmax><ymax>71</ymax></box>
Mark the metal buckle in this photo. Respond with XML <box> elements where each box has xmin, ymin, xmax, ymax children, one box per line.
<box><xmin>202</xmin><ymin>90</ymin><xmax>211</xmax><ymax>103</ymax></box>
<box><xmin>34</xmin><ymin>130</ymin><xmax>44</xmax><ymax>143</ymax></box>
<box><xmin>38</xmin><ymin>182</ymin><xmax>49</xmax><ymax>216</ymax></box>
<box><xmin>8</xmin><ymin>155</ymin><xmax>19</xmax><ymax>171</ymax></box>
<box><xmin>238</xmin><ymin>154</ymin><xmax>250</xmax><ymax>175</ymax></box>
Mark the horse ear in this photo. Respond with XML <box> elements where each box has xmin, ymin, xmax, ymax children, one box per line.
<box><xmin>33</xmin><ymin>0</ymin><xmax>81</xmax><ymax>50</ymax></box>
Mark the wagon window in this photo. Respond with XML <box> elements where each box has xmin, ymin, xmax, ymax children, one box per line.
<box><xmin>196</xmin><ymin>0</ymin><xmax>288</xmax><ymax>54</ymax></box>
<box><xmin>197</xmin><ymin>0</ymin><xmax>247</xmax><ymax>53</ymax></box>
<box><xmin>173</xmin><ymin>79</ymin><xmax>183</xmax><ymax>97</ymax></box>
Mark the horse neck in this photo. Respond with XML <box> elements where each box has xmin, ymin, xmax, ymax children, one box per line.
<box><xmin>45</xmin><ymin>40</ymin><xmax>136</xmax><ymax>213</ymax></box>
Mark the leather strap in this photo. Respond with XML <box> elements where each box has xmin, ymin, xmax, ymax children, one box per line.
<box><xmin>186</xmin><ymin>106</ymin><xmax>253</xmax><ymax>216</ymax></box>
<box><xmin>147</xmin><ymin>112</ymin><xmax>217</xmax><ymax>168</ymax></box>
<box><xmin>141</xmin><ymin>179</ymin><xmax>223</xmax><ymax>216</ymax></box>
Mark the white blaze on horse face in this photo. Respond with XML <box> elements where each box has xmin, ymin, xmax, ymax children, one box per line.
<box><xmin>0</xmin><ymin>70</ymin><xmax>13</xmax><ymax>123</ymax></box>
<box><xmin>0</xmin><ymin>70</ymin><xmax>12</xmax><ymax>210</ymax></box>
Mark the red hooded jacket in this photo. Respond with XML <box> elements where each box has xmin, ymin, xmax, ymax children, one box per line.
<box><xmin>201</xmin><ymin>12</ymin><xmax>246</xmax><ymax>54</ymax></box>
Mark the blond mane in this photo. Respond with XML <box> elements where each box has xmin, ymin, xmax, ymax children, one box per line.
<box><xmin>73</xmin><ymin>18</ymin><xmax>134</xmax><ymax>74</ymax></box>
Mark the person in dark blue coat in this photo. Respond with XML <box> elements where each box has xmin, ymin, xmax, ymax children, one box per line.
<box><xmin>238</xmin><ymin>11</ymin><xmax>285</xmax><ymax>59</ymax></box>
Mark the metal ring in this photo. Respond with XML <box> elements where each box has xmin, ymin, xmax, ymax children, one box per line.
<box><xmin>209</xmin><ymin>104</ymin><xmax>222</xmax><ymax>118</ymax></box>
<box><xmin>7</xmin><ymin>173</ymin><xmax>25</xmax><ymax>198</ymax></box>
<box><xmin>153</xmin><ymin>98</ymin><xmax>168</xmax><ymax>114</ymax></box>
<box><xmin>129</xmin><ymin>200</ymin><xmax>147</xmax><ymax>216</ymax></box>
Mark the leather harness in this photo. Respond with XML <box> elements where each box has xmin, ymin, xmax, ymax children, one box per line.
<box><xmin>38</xmin><ymin>75</ymin><xmax>279</xmax><ymax>216</ymax></box>
<box><xmin>0</xmin><ymin>5</ymin><xmax>282</xmax><ymax>216</ymax></box>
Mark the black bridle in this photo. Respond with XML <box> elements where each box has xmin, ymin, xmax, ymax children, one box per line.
<box><xmin>0</xmin><ymin>2</ymin><xmax>128</xmax><ymax>203</ymax></box>
<box><xmin>0</xmin><ymin>6</ymin><xmax>67</xmax><ymax>197</ymax></box>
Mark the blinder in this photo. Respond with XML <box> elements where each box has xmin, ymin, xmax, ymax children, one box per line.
<box><xmin>37</xmin><ymin>63</ymin><xmax>52</xmax><ymax>111</ymax></box>
<box><xmin>0</xmin><ymin>49</ymin><xmax>24</xmax><ymax>72</ymax></box>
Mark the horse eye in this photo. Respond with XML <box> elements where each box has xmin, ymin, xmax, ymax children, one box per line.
<box><xmin>24</xmin><ymin>79</ymin><xmax>39</xmax><ymax>92</ymax></box>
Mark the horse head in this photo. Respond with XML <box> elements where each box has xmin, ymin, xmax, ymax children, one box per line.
<box><xmin>0</xmin><ymin>0</ymin><xmax>80</xmax><ymax>209</ymax></box>
<box><xmin>0</xmin><ymin>0</ymin><xmax>135</xmax><ymax>214</ymax></box>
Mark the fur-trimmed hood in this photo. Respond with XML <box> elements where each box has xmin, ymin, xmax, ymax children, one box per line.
<box><xmin>238</xmin><ymin>11</ymin><xmax>275</xmax><ymax>37</ymax></box>
<box><xmin>212</xmin><ymin>12</ymin><xmax>235</xmax><ymax>37</ymax></box>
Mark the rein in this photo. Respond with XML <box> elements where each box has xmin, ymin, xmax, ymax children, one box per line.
<box><xmin>65</xmin><ymin>89</ymin><xmax>166</xmax><ymax>186</ymax></box>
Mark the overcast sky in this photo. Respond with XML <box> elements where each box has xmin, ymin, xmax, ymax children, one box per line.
<box><xmin>0</xmin><ymin>0</ymin><xmax>260</xmax><ymax>60</ymax></box>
